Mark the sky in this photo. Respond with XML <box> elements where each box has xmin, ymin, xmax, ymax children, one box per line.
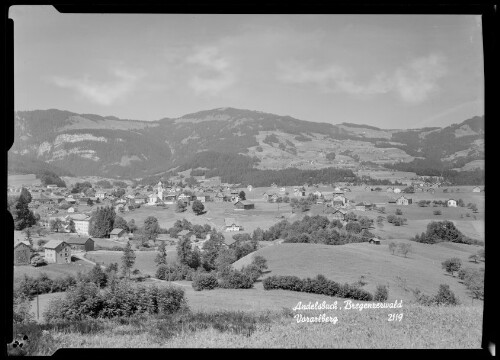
<box><xmin>10</xmin><ymin>7</ymin><xmax>484</xmax><ymax>129</ymax></box>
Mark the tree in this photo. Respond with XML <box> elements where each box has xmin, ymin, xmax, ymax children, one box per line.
<box><xmin>326</xmin><ymin>152</ymin><xmax>336</xmax><ymax>161</ymax></box>
<box><xmin>470</xmin><ymin>204</ymin><xmax>478</xmax><ymax>213</ymax></box>
<box><xmin>441</xmin><ymin>258</ymin><xmax>462</xmax><ymax>277</ymax></box>
<box><xmin>23</xmin><ymin>228</ymin><xmax>33</xmax><ymax>246</ymax></box>
<box><xmin>121</xmin><ymin>241</ymin><xmax>136</xmax><ymax>279</ymax></box>
<box><xmin>87</xmin><ymin>198</ymin><xmax>94</xmax><ymax>207</ymax></box>
<box><xmin>201</xmin><ymin>232</ymin><xmax>225</xmax><ymax>271</ymax></box>
<box><xmin>358</xmin><ymin>216</ymin><xmax>373</xmax><ymax>230</ymax></box>
<box><xmin>176</xmin><ymin>237</ymin><xmax>194</xmax><ymax>267</ymax></box>
<box><xmin>192</xmin><ymin>200</ymin><xmax>205</xmax><ymax>215</ymax></box>
<box><xmin>434</xmin><ymin>284</ymin><xmax>459</xmax><ymax>305</ymax></box>
<box><xmin>345</xmin><ymin>221</ymin><xmax>362</xmax><ymax>234</ymax></box>
<box><xmin>176</xmin><ymin>200</ymin><xmax>187</xmax><ymax>213</ymax></box>
<box><xmin>87</xmin><ymin>264</ymin><xmax>107</xmax><ymax>287</ymax></box>
<box><xmin>238</xmin><ymin>191</ymin><xmax>246</xmax><ymax>200</ymax></box>
<box><xmin>463</xmin><ymin>269</ymin><xmax>484</xmax><ymax>301</ymax></box>
<box><xmin>68</xmin><ymin>219</ymin><xmax>76</xmax><ymax>233</ymax></box>
<box><xmin>50</xmin><ymin>218</ymin><xmax>63</xmax><ymax>233</ymax></box>
<box><xmin>388</xmin><ymin>242</ymin><xmax>397</xmax><ymax>255</ymax></box>
<box><xmin>88</xmin><ymin>206</ymin><xmax>116</xmax><ymax>238</ymax></box>
<box><xmin>398</xmin><ymin>243</ymin><xmax>412</xmax><ymax>258</ymax></box>
<box><xmin>155</xmin><ymin>241</ymin><xmax>168</xmax><ymax>267</ymax></box>
<box><xmin>457</xmin><ymin>198</ymin><xmax>465</xmax><ymax>207</ymax></box>
<box><xmin>376</xmin><ymin>216</ymin><xmax>385</xmax><ymax>228</ymax></box>
<box><xmin>127</xmin><ymin>219</ymin><xmax>137</xmax><ymax>233</ymax></box>
<box><xmin>143</xmin><ymin>216</ymin><xmax>160</xmax><ymax>242</ymax></box>
<box><xmin>13</xmin><ymin>189</ymin><xmax>36</xmax><ymax>231</ymax></box>
<box><xmin>433</xmin><ymin>210</ymin><xmax>442</xmax><ymax>216</ymax></box>
<box><xmin>114</xmin><ymin>216</ymin><xmax>129</xmax><ymax>232</ymax></box>
<box><xmin>395</xmin><ymin>208</ymin><xmax>403</xmax><ymax>216</ymax></box>
<box><xmin>468</xmin><ymin>253</ymin><xmax>479</xmax><ymax>263</ymax></box>
<box><xmin>252</xmin><ymin>255</ymin><xmax>268</xmax><ymax>273</ymax></box>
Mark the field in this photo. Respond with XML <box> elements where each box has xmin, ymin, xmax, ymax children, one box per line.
<box><xmin>14</xmin><ymin>257</ymin><xmax>94</xmax><ymax>282</ymax></box>
<box><xmin>8</xmin><ymin>174</ymin><xmax>41</xmax><ymax>188</ymax></box>
<box><xmin>84</xmin><ymin>250</ymin><xmax>178</xmax><ymax>276</ymax></box>
<box><xmin>232</xmin><ymin>241</ymin><xmax>484</xmax><ymax>303</ymax></box>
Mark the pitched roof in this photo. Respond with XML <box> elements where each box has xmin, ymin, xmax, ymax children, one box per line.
<box><xmin>177</xmin><ymin>229</ymin><xmax>190</xmax><ymax>236</ymax></box>
<box><xmin>110</xmin><ymin>228</ymin><xmax>126</xmax><ymax>235</ymax></box>
<box><xmin>68</xmin><ymin>213</ymin><xmax>90</xmax><ymax>221</ymax></box>
<box><xmin>236</xmin><ymin>200</ymin><xmax>254</xmax><ymax>205</ymax></box>
<box><xmin>14</xmin><ymin>241</ymin><xmax>31</xmax><ymax>249</ymax></box>
<box><xmin>44</xmin><ymin>240</ymin><xmax>68</xmax><ymax>249</ymax></box>
<box><xmin>66</xmin><ymin>237</ymin><xmax>93</xmax><ymax>245</ymax></box>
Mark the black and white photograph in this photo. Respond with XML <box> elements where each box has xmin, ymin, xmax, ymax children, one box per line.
<box><xmin>6</xmin><ymin>5</ymin><xmax>491</xmax><ymax>353</ymax></box>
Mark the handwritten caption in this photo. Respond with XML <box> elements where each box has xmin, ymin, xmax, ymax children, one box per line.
<box><xmin>292</xmin><ymin>300</ymin><xmax>403</xmax><ymax>324</ymax></box>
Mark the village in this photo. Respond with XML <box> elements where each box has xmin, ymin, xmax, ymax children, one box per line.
<box><xmin>10</xmin><ymin>172</ymin><xmax>484</xmax><ymax>272</ymax></box>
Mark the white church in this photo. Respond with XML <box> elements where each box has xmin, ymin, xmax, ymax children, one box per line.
<box><xmin>147</xmin><ymin>181</ymin><xmax>165</xmax><ymax>205</ymax></box>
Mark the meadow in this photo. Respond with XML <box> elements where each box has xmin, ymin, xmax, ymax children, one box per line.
<box><xmin>14</xmin><ymin>257</ymin><xmax>94</xmax><ymax>282</ymax></box>
<box><xmin>19</xmin><ymin>301</ymin><xmax>483</xmax><ymax>351</ymax></box>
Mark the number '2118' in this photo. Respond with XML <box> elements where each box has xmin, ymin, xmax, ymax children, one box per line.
<box><xmin>388</xmin><ymin>313</ymin><xmax>403</xmax><ymax>321</ymax></box>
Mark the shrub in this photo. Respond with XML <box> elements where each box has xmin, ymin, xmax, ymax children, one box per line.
<box><xmin>241</xmin><ymin>264</ymin><xmax>263</xmax><ymax>283</ymax></box>
<box><xmin>434</xmin><ymin>284</ymin><xmax>460</xmax><ymax>306</ymax></box>
<box><xmin>395</xmin><ymin>209</ymin><xmax>403</xmax><ymax>215</ymax></box>
<box><xmin>433</xmin><ymin>210</ymin><xmax>442</xmax><ymax>216</ymax></box>
<box><xmin>30</xmin><ymin>256</ymin><xmax>47</xmax><ymax>267</ymax></box>
<box><xmin>219</xmin><ymin>270</ymin><xmax>254</xmax><ymax>289</ymax></box>
<box><xmin>374</xmin><ymin>285</ymin><xmax>389</xmax><ymax>301</ymax></box>
<box><xmin>192</xmin><ymin>272</ymin><xmax>219</xmax><ymax>291</ymax></box>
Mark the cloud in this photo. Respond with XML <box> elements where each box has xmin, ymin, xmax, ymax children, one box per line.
<box><xmin>186</xmin><ymin>46</ymin><xmax>235</xmax><ymax>96</ymax></box>
<box><xmin>50</xmin><ymin>67</ymin><xmax>144</xmax><ymax>106</ymax></box>
<box><xmin>277</xmin><ymin>54</ymin><xmax>447</xmax><ymax>103</ymax></box>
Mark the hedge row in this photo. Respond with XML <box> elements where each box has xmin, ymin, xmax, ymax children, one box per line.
<box><xmin>263</xmin><ymin>274</ymin><xmax>373</xmax><ymax>301</ymax></box>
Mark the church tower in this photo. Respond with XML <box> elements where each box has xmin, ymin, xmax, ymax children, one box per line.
<box><xmin>157</xmin><ymin>181</ymin><xmax>164</xmax><ymax>200</ymax></box>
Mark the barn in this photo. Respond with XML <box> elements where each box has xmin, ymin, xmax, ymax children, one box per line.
<box><xmin>110</xmin><ymin>228</ymin><xmax>127</xmax><ymax>239</ymax></box>
<box><xmin>66</xmin><ymin>237</ymin><xmax>95</xmax><ymax>252</ymax></box>
<box><xmin>234</xmin><ymin>200</ymin><xmax>255</xmax><ymax>210</ymax></box>
<box><xmin>14</xmin><ymin>241</ymin><xmax>32</xmax><ymax>265</ymax></box>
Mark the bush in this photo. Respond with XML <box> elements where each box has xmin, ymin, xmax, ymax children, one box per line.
<box><xmin>44</xmin><ymin>280</ymin><xmax>187</xmax><ymax>321</ymax></box>
<box><xmin>192</xmin><ymin>272</ymin><xmax>219</xmax><ymax>291</ymax></box>
<box><xmin>441</xmin><ymin>257</ymin><xmax>462</xmax><ymax>276</ymax></box>
<box><xmin>434</xmin><ymin>284</ymin><xmax>459</xmax><ymax>305</ymax></box>
<box><xmin>219</xmin><ymin>270</ymin><xmax>254</xmax><ymax>289</ymax></box>
<box><xmin>30</xmin><ymin>256</ymin><xmax>47</xmax><ymax>267</ymax></box>
<box><xmin>241</xmin><ymin>264</ymin><xmax>263</xmax><ymax>283</ymax></box>
<box><xmin>374</xmin><ymin>285</ymin><xmax>389</xmax><ymax>301</ymax></box>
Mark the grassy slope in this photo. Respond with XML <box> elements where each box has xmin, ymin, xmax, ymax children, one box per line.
<box><xmin>232</xmin><ymin>242</ymin><xmax>484</xmax><ymax>303</ymax></box>
<box><xmin>14</xmin><ymin>257</ymin><xmax>94</xmax><ymax>282</ymax></box>
<box><xmin>28</xmin><ymin>303</ymin><xmax>483</xmax><ymax>350</ymax></box>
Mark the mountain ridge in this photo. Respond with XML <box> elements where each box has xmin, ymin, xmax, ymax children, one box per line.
<box><xmin>9</xmin><ymin>107</ymin><xmax>484</xmax><ymax>179</ymax></box>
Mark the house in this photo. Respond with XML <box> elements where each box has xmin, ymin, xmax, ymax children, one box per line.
<box><xmin>328</xmin><ymin>208</ymin><xmax>347</xmax><ymax>221</ymax></box>
<box><xmin>313</xmin><ymin>190</ymin><xmax>322</xmax><ymax>197</ymax></box>
<box><xmin>110</xmin><ymin>228</ymin><xmax>127</xmax><ymax>239</ymax></box>
<box><xmin>396</xmin><ymin>196</ymin><xmax>412</xmax><ymax>206</ymax></box>
<box><xmin>44</xmin><ymin>240</ymin><xmax>71</xmax><ymax>264</ymax></box>
<box><xmin>147</xmin><ymin>193</ymin><xmax>159</xmax><ymax>205</ymax></box>
<box><xmin>225</xmin><ymin>218</ymin><xmax>242</xmax><ymax>232</ymax></box>
<box><xmin>176</xmin><ymin>229</ymin><xmax>191</xmax><ymax>239</ymax></box>
<box><xmin>96</xmin><ymin>190</ymin><xmax>107</xmax><ymax>199</ymax></box>
<box><xmin>66</xmin><ymin>237</ymin><xmax>94</xmax><ymax>252</ymax></box>
<box><xmin>196</xmin><ymin>195</ymin><xmax>207</xmax><ymax>203</ymax></box>
<box><xmin>67</xmin><ymin>207</ymin><xmax>76</xmax><ymax>213</ymax></box>
<box><xmin>46</xmin><ymin>184</ymin><xmax>58</xmax><ymax>190</ymax></box>
<box><xmin>14</xmin><ymin>241</ymin><xmax>32</xmax><ymax>265</ymax></box>
<box><xmin>134</xmin><ymin>196</ymin><xmax>147</xmax><ymax>204</ymax></box>
<box><xmin>368</xmin><ymin>239</ymin><xmax>381</xmax><ymax>245</ymax></box>
<box><xmin>472</xmin><ymin>187</ymin><xmax>481</xmax><ymax>193</ymax></box>
<box><xmin>247</xmin><ymin>185</ymin><xmax>253</xmax><ymax>192</ymax></box>
<box><xmin>355</xmin><ymin>203</ymin><xmax>366</xmax><ymax>211</ymax></box>
<box><xmin>234</xmin><ymin>200</ymin><xmax>255</xmax><ymax>210</ymax></box>
<box><xmin>447</xmin><ymin>199</ymin><xmax>457</xmax><ymax>207</ymax></box>
<box><xmin>69</xmin><ymin>214</ymin><xmax>91</xmax><ymax>235</ymax></box>
<box><xmin>393</xmin><ymin>188</ymin><xmax>401</xmax><ymax>194</ymax></box>
<box><xmin>164</xmin><ymin>194</ymin><xmax>177</xmax><ymax>204</ymax></box>
<box><xmin>332</xmin><ymin>194</ymin><xmax>347</xmax><ymax>207</ymax></box>
<box><xmin>280</xmin><ymin>187</ymin><xmax>286</xmax><ymax>193</ymax></box>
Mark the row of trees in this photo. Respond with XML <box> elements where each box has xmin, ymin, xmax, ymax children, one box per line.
<box><xmin>411</xmin><ymin>221</ymin><xmax>482</xmax><ymax>245</ymax></box>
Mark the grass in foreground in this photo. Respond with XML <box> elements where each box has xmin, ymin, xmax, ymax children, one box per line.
<box><xmin>11</xmin><ymin>303</ymin><xmax>483</xmax><ymax>354</ymax></box>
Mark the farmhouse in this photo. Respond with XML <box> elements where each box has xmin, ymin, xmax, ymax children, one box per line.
<box><xmin>393</xmin><ymin>188</ymin><xmax>401</xmax><ymax>194</ymax></box>
<box><xmin>67</xmin><ymin>207</ymin><xmax>76</xmax><ymax>213</ymax></box>
<box><xmin>66</xmin><ymin>237</ymin><xmax>95</xmax><ymax>252</ymax></box>
<box><xmin>234</xmin><ymin>200</ymin><xmax>255</xmax><ymax>210</ymax></box>
<box><xmin>225</xmin><ymin>218</ymin><xmax>243</xmax><ymax>232</ymax></box>
<box><xmin>14</xmin><ymin>241</ymin><xmax>32</xmax><ymax>265</ymax></box>
<box><xmin>134</xmin><ymin>196</ymin><xmax>147</xmax><ymax>204</ymax></box>
<box><xmin>44</xmin><ymin>240</ymin><xmax>71</xmax><ymax>264</ymax></box>
<box><xmin>396</xmin><ymin>196</ymin><xmax>412</xmax><ymax>205</ymax></box>
<box><xmin>70</xmin><ymin>214</ymin><xmax>91</xmax><ymax>235</ymax></box>
<box><xmin>447</xmin><ymin>199</ymin><xmax>457</xmax><ymax>207</ymax></box>
<box><xmin>110</xmin><ymin>228</ymin><xmax>128</xmax><ymax>239</ymax></box>
<box><xmin>247</xmin><ymin>185</ymin><xmax>253</xmax><ymax>192</ymax></box>
<box><xmin>355</xmin><ymin>203</ymin><xmax>366</xmax><ymax>211</ymax></box>
<box><xmin>472</xmin><ymin>186</ymin><xmax>481</xmax><ymax>193</ymax></box>
<box><xmin>368</xmin><ymin>239</ymin><xmax>381</xmax><ymax>245</ymax></box>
